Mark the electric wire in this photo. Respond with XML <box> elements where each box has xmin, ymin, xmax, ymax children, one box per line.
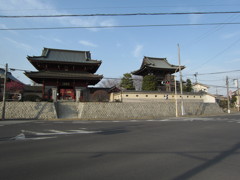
<box><xmin>185</xmin><ymin>14</ymin><xmax>240</xmax><ymax>48</ymax></box>
<box><xmin>1</xmin><ymin>4</ymin><xmax>239</xmax><ymax>12</ymax></box>
<box><xmin>2</xmin><ymin>22</ymin><xmax>240</xmax><ymax>31</ymax></box>
<box><xmin>189</xmin><ymin>36</ymin><xmax>240</xmax><ymax>72</ymax></box>
<box><xmin>184</xmin><ymin>69</ymin><xmax>240</xmax><ymax>76</ymax></box>
<box><xmin>1</xmin><ymin>11</ymin><xmax>240</xmax><ymax>18</ymax></box>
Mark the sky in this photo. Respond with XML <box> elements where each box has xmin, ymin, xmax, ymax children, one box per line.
<box><xmin>1</xmin><ymin>0</ymin><xmax>240</xmax><ymax>95</ymax></box>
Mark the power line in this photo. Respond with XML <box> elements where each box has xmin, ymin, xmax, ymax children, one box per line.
<box><xmin>2</xmin><ymin>22</ymin><xmax>240</xmax><ymax>31</ymax></box>
<box><xmin>186</xmin><ymin>14</ymin><xmax>240</xmax><ymax>48</ymax></box>
<box><xmin>190</xmin><ymin>37</ymin><xmax>240</xmax><ymax>72</ymax></box>
<box><xmin>1</xmin><ymin>4</ymin><xmax>239</xmax><ymax>12</ymax></box>
<box><xmin>197</xmin><ymin>79</ymin><xmax>224</xmax><ymax>82</ymax></box>
<box><xmin>2</xmin><ymin>11</ymin><xmax>240</xmax><ymax>18</ymax></box>
<box><xmin>198</xmin><ymin>69</ymin><xmax>240</xmax><ymax>76</ymax></box>
<box><xmin>207</xmin><ymin>84</ymin><xmax>236</xmax><ymax>89</ymax></box>
<box><xmin>185</xmin><ymin>69</ymin><xmax>240</xmax><ymax>76</ymax></box>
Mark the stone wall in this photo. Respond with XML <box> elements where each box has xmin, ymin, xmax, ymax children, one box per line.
<box><xmin>0</xmin><ymin>101</ymin><xmax>224</xmax><ymax>120</ymax></box>
<box><xmin>0</xmin><ymin>102</ymin><xmax>57</xmax><ymax>120</ymax></box>
<box><xmin>78</xmin><ymin>102</ymin><xmax>224</xmax><ymax>120</ymax></box>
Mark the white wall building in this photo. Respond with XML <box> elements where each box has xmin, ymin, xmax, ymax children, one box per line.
<box><xmin>110</xmin><ymin>91</ymin><xmax>216</xmax><ymax>103</ymax></box>
<box><xmin>192</xmin><ymin>83</ymin><xmax>209</xmax><ymax>93</ymax></box>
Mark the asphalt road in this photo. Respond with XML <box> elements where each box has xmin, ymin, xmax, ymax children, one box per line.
<box><xmin>1</xmin><ymin>114</ymin><xmax>240</xmax><ymax>180</ymax></box>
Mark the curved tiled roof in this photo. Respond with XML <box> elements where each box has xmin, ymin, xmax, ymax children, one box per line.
<box><xmin>27</xmin><ymin>47</ymin><xmax>101</xmax><ymax>64</ymax></box>
<box><xmin>25</xmin><ymin>71</ymin><xmax>103</xmax><ymax>80</ymax></box>
<box><xmin>132</xmin><ymin>56</ymin><xmax>185</xmax><ymax>76</ymax></box>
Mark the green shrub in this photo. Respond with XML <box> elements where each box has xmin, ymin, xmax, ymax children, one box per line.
<box><xmin>23</xmin><ymin>94</ymin><xmax>42</xmax><ymax>102</ymax></box>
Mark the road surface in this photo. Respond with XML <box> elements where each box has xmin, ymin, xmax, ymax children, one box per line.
<box><xmin>1</xmin><ymin>114</ymin><xmax>240</xmax><ymax>180</ymax></box>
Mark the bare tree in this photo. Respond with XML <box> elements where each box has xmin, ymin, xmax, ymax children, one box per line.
<box><xmin>132</xmin><ymin>75</ymin><xmax>143</xmax><ymax>91</ymax></box>
<box><xmin>91</xmin><ymin>90</ymin><xmax>109</xmax><ymax>102</ymax></box>
<box><xmin>97</xmin><ymin>78</ymin><xmax>121</xmax><ymax>88</ymax></box>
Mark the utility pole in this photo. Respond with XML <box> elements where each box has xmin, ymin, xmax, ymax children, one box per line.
<box><xmin>174</xmin><ymin>75</ymin><xmax>178</xmax><ymax>117</ymax></box>
<box><xmin>2</xmin><ymin>63</ymin><xmax>8</xmax><ymax>121</ymax></box>
<box><xmin>226</xmin><ymin>76</ymin><xmax>230</xmax><ymax>114</ymax></box>
<box><xmin>194</xmin><ymin>72</ymin><xmax>198</xmax><ymax>83</ymax></box>
<box><xmin>178</xmin><ymin>44</ymin><xmax>184</xmax><ymax>116</ymax></box>
<box><xmin>234</xmin><ymin>79</ymin><xmax>240</xmax><ymax>111</ymax></box>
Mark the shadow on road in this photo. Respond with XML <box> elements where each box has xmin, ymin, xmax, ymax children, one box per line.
<box><xmin>173</xmin><ymin>141</ymin><xmax>240</xmax><ymax>180</ymax></box>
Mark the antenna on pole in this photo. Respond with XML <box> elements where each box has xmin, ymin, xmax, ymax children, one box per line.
<box><xmin>194</xmin><ymin>72</ymin><xmax>198</xmax><ymax>83</ymax></box>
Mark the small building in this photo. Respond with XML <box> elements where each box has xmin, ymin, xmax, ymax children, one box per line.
<box><xmin>132</xmin><ymin>56</ymin><xmax>185</xmax><ymax>92</ymax></box>
<box><xmin>25</xmin><ymin>48</ymin><xmax>103</xmax><ymax>101</ymax></box>
<box><xmin>192</xmin><ymin>83</ymin><xmax>209</xmax><ymax>93</ymax></box>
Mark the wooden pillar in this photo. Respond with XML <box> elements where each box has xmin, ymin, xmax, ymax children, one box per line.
<box><xmin>75</xmin><ymin>88</ymin><xmax>81</xmax><ymax>102</ymax></box>
<box><xmin>57</xmin><ymin>80</ymin><xmax>59</xmax><ymax>100</ymax></box>
<box><xmin>73</xmin><ymin>80</ymin><xmax>76</xmax><ymax>100</ymax></box>
<box><xmin>42</xmin><ymin>80</ymin><xmax>45</xmax><ymax>99</ymax></box>
<box><xmin>52</xmin><ymin>88</ymin><xmax>57</xmax><ymax>102</ymax></box>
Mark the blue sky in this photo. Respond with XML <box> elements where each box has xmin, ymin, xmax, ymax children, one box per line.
<box><xmin>1</xmin><ymin>0</ymin><xmax>240</xmax><ymax>95</ymax></box>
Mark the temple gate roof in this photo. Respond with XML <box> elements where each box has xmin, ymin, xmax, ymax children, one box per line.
<box><xmin>132</xmin><ymin>56</ymin><xmax>185</xmax><ymax>76</ymax></box>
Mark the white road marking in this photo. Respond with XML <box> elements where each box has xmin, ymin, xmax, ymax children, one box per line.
<box><xmin>11</xmin><ymin>128</ymin><xmax>101</xmax><ymax>141</ymax></box>
<box><xmin>130</xmin><ymin>120</ymin><xmax>139</xmax><ymax>122</ymax></box>
<box><xmin>72</xmin><ymin>121</ymin><xmax>86</xmax><ymax>123</ymax></box>
<box><xmin>21</xmin><ymin>129</ymin><xmax>101</xmax><ymax>136</ymax></box>
<box><xmin>160</xmin><ymin>119</ymin><xmax>171</xmax><ymax>122</ymax></box>
<box><xmin>13</xmin><ymin>133</ymin><xmax>25</xmax><ymax>140</ymax></box>
<box><xmin>0</xmin><ymin>120</ymin><xmax>34</xmax><ymax>126</ymax></box>
<box><xmin>12</xmin><ymin>133</ymin><xmax>56</xmax><ymax>141</ymax></box>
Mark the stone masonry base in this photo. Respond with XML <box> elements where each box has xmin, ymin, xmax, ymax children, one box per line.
<box><xmin>0</xmin><ymin>101</ymin><xmax>223</xmax><ymax>120</ymax></box>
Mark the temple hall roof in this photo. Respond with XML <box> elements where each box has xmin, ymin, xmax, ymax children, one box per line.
<box><xmin>27</xmin><ymin>47</ymin><xmax>101</xmax><ymax>64</ymax></box>
<box><xmin>25</xmin><ymin>71</ymin><xmax>103</xmax><ymax>80</ymax></box>
<box><xmin>132</xmin><ymin>56</ymin><xmax>185</xmax><ymax>76</ymax></box>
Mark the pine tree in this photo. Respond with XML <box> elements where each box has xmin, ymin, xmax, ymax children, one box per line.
<box><xmin>120</xmin><ymin>73</ymin><xmax>135</xmax><ymax>90</ymax></box>
<box><xmin>142</xmin><ymin>75</ymin><xmax>157</xmax><ymax>91</ymax></box>
<box><xmin>183</xmin><ymin>79</ymin><xmax>193</xmax><ymax>92</ymax></box>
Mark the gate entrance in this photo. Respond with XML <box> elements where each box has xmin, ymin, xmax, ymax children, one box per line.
<box><xmin>59</xmin><ymin>88</ymin><xmax>74</xmax><ymax>100</ymax></box>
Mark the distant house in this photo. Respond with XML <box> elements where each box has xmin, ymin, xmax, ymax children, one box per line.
<box><xmin>0</xmin><ymin>68</ymin><xmax>25</xmax><ymax>100</ymax></box>
<box><xmin>192</xmin><ymin>83</ymin><xmax>209</xmax><ymax>93</ymax></box>
<box><xmin>0</xmin><ymin>68</ymin><xmax>23</xmax><ymax>83</ymax></box>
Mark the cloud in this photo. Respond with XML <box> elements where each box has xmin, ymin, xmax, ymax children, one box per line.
<box><xmin>66</xmin><ymin>17</ymin><xmax>117</xmax><ymax>32</ymax></box>
<box><xmin>67</xmin><ymin>17</ymin><xmax>100</xmax><ymax>31</ymax></box>
<box><xmin>79</xmin><ymin>40</ymin><xmax>98</xmax><ymax>47</ymax></box>
<box><xmin>133</xmin><ymin>44</ymin><xmax>144</xmax><ymax>58</ymax></box>
<box><xmin>4</xmin><ymin>37</ymin><xmax>33</xmax><ymax>51</ymax></box>
<box><xmin>227</xmin><ymin>58</ymin><xmax>240</xmax><ymax>63</ymax></box>
<box><xmin>1</xmin><ymin>0</ymin><xmax>117</xmax><ymax>32</ymax></box>
<box><xmin>188</xmin><ymin>14</ymin><xmax>203</xmax><ymax>24</ymax></box>
<box><xmin>53</xmin><ymin>38</ymin><xmax>63</xmax><ymax>44</ymax></box>
<box><xmin>0</xmin><ymin>24</ymin><xmax>8</xmax><ymax>29</ymax></box>
<box><xmin>100</xmin><ymin>19</ymin><xmax>116</xmax><ymax>27</ymax></box>
<box><xmin>1</xmin><ymin>0</ymin><xmax>55</xmax><ymax>15</ymax></box>
<box><xmin>222</xmin><ymin>32</ymin><xmax>240</xmax><ymax>39</ymax></box>
<box><xmin>0</xmin><ymin>23</ymin><xmax>18</xmax><ymax>34</ymax></box>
